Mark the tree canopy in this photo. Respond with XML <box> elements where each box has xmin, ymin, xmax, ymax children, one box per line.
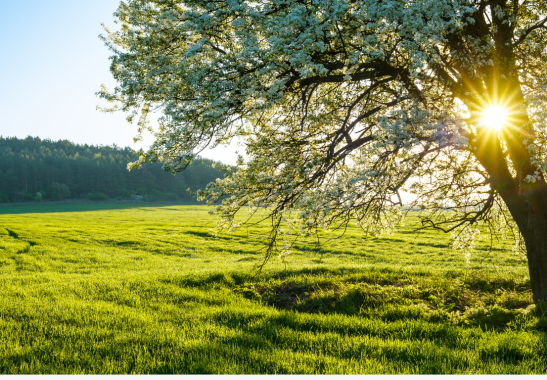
<box><xmin>100</xmin><ymin>0</ymin><xmax>547</xmax><ymax>302</ymax></box>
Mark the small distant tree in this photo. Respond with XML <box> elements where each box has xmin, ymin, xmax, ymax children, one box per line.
<box><xmin>136</xmin><ymin>186</ymin><xmax>149</xmax><ymax>196</ymax></box>
<box><xmin>87</xmin><ymin>192</ymin><xmax>110</xmax><ymax>201</ymax></box>
<box><xmin>147</xmin><ymin>189</ymin><xmax>165</xmax><ymax>201</ymax></box>
<box><xmin>115</xmin><ymin>187</ymin><xmax>132</xmax><ymax>199</ymax></box>
<box><xmin>0</xmin><ymin>193</ymin><xmax>10</xmax><ymax>203</ymax></box>
<box><xmin>14</xmin><ymin>191</ymin><xmax>33</xmax><ymax>202</ymax></box>
<box><xmin>49</xmin><ymin>183</ymin><xmax>71</xmax><ymax>201</ymax></box>
<box><xmin>163</xmin><ymin>192</ymin><xmax>179</xmax><ymax>201</ymax></box>
<box><xmin>100</xmin><ymin>0</ymin><xmax>547</xmax><ymax>302</ymax></box>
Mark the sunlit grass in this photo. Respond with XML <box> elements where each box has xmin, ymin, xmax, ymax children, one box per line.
<box><xmin>0</xmin><ymin>204</ymin><xmax>545</xmax><ymax>374</ymax></box>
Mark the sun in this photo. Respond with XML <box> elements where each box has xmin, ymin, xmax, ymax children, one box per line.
<box><xmin>481</xmin><ymin>106</ymin><xmax>508</xmax><ymax>130</ymax></box>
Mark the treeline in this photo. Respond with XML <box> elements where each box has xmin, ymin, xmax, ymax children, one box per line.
<box><xmin>0</xmin><ymin>136</ymin><xmax>226</xmax><ymax>203</ymax></box>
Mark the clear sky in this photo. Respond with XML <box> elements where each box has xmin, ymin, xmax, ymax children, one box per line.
<box><xmin>0</xmin><ymin>0</ymin><xmax>239</xmax><ymax>164</ymax></box>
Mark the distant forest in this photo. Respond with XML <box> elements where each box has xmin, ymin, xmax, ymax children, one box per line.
<box><xmin>0</xmin><ymin>136</ymin><xmax>227</xmax><ymax>203</ymax></box>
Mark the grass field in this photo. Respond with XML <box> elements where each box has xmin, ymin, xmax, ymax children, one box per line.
<box><xmin>0</xmin><ymin>204</ymin><xmax>546</xmax><ymax>374</ymax></box>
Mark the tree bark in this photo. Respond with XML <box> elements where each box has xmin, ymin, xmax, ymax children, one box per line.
<box><xmin>501</xmin><ymin>184</ymin><xmax>547</xmax><ymax>303</ymax></box>
<box><xmin>518</xmin><ymin>188</ymin><xmax>547</xmax><ymax>303</ymax></box>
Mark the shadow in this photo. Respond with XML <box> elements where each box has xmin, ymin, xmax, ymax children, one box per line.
<box><xmin>159</xmin><ymin>206</ymin><xmax>205</xmax><ymax>211</ymax></box>
<box><xmin>415</xmin><ymin>242</ymin><xmax>447</xmax><ymax>248</ymax></box>
<box><xmin>2</xmin><ymin>311</ymin><xmax>545</xmax><ymax>374</ymax></box>
<box><xmin>214</xmin><ymin>307</ymin><xmax>547</xmax><ymax>357</ymax></box>
<box><xmin>237</xmin><ymin>257</ymin><xmax>256</xmax><ymax>262</ymax></box>
<box><xmin>378</xmin><ymin>238</ymin><xmax>407</xmax><ymax>243</ymax></box>
<box><xmin>105</xmin><ymin>241</ymin><xmax>140</xmax><ymax>247</ymax></box>
<box><xmin>184</xmin><ymin>231</ymin><xmax>212</xmax><ymax>238</ymax></box>
<box><xmin>160</xmin><ymin>266</ymin><xmax>415</xmax><ymax>291</ymax></box>
<box><xmin>184</xmin><ymin>231</ymin><xmax>238</xmax><ymax>242</ymax></box>
<box><xmin>0</xmin><ymin>202</ymin><xmax>205</xmax><ymax>215</ymax></box>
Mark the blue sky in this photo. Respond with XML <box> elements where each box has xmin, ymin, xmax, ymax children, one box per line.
<box><xmin>0</xmin><ymin>1</ymin><xmax>238</xmax><ymax>163</ymax></box>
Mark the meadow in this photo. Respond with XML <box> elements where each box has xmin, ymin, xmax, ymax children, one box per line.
<box><xmin>0</xmin><ymin>204</ymin><xmax>545</xmax><ymax>374</ymax></box>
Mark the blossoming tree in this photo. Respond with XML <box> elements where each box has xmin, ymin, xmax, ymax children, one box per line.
<box><xmin>100</xmin><ymin>0</ymin><xmax>547</xmax><ymax>302</ymax></box>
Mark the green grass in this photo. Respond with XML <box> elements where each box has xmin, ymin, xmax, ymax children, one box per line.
<box><xmin>0</xmin><ymin>204</ymin><xmax>545</xmax><ymax>374</ymax></box>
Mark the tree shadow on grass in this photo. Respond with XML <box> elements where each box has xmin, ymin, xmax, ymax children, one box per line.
<box><xmin>237</xmin><ymin>257</ymin><xmax>257</xmax><ymax>262</ymax></box>
<box><xmin>0</xmin><ymin>203</ymin><xmax>172</xmax><ymax>215</ymax></box>
<box><xmin>2</xmin><ymin>295</ymin><xmax>545</xmax><ymax>374</ymax></box>
<box><xmin>0</xmin><ymin>333</ymin><xmax>302</xmax><ymax>374</ymax></box>
<box><xmin>210</xmin><ymin>311</ymin><xmax>547</xmax><ymax>371</ymax></box>
<box><xmin>108</xmin><ymin>241</ymin><xmax>140</xmax><ymax>247</ymax></box>
<box><xmin>414</xmin><ymin>242</ymin><xmax>448</xmax><ymax>249</ymax></box>
<box><xmin>184</xmin><ymin>231</ymin><xmax>239</xmax><ymax>241</ymax></box>
<box><xmin>4</xmin><ymin>320</ymin><xmax>544</xmax><ymax>374</ymax></box>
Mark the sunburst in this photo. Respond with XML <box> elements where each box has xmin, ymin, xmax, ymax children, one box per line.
<box><xmin>480</xmin><ymin>106</ymin><xmax>508</xmax><ymax>131</ymax></box>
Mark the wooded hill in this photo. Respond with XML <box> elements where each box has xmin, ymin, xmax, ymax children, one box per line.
<box><xmin>0</xmin><ymin>136</ymin><xmax>226</xmax><ymax>203</ymax></box>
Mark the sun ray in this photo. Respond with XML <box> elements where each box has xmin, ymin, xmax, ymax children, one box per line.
<box><xmin>481</xmin><ymin>106</ymin><xmax>508</xmax><ymax>131</ymax></box>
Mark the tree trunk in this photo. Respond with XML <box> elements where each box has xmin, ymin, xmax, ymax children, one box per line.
<box><xmin>520</xmin><ymin>188</ymin><xmax>547</xmax><ymax>303</ymax></box>
<box><xmin>503</xmin><ymin>185</ymin><xmax>547</xmax><ymax>303</ymax></box>
<box><xmin>522</xmin><ymin>224</ymin><xmax>547</xmax><ymax>303</ymax></box>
